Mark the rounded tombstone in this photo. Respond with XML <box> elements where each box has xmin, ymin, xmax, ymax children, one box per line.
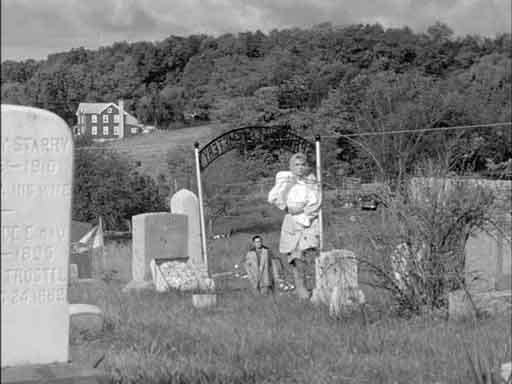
<box><xmin>69</xmin><ymin>303</ymin><xmax>104</xmax><ymax>336</ymax></box>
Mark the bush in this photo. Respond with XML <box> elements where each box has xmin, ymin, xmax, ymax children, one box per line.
<box><xmin>356</xmin><ymin>175</ymin><xmax>496</xmax><ymax>316</ymax></box>
<box><xmin>73</xmin><ymin>148</ymin><xmax>167</xmax><ymax>230</ymax></box>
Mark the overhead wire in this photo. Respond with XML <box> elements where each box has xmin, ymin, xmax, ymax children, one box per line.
<box><xmin>73</xmin><ymin>121</ymin><xmax>512</xmax><ymax>151</ymax></box>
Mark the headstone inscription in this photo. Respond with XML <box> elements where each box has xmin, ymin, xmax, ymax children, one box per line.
<box><xmin>1</xmin><ymin>105</ymin><xmax>73</xmax><ymax>367</ymax></box>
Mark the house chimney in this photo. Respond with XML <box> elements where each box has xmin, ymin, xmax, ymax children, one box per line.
<box><xmin>118</xmin><ymin>99</ymin><xmax>125</xmax><ymax>139</ymax></box>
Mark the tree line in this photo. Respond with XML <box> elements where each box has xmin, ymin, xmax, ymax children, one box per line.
<box><xmin>2</xmin><ymin>21</ymin><xmax>511</xmax><ymax>185</ymax></box>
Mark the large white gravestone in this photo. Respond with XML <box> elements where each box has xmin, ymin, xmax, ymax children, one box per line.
<box><xmin>1</xmin><ymin>105</ymin><xmax>73</xmax><ymax>367</ymax></box>
<box><xmin>170</xmin><ymin>189</ymin><xmax>203</xmax><ymax>266</ymax></box>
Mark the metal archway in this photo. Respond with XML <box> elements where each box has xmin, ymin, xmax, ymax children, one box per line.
<box><xmin>198</xmin><ymin>125</ymin><xmax>315</xmax><ymax>171</ymax></box>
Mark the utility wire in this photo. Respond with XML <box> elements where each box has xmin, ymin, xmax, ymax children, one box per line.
<box><xmin>74</xmin><ymin>121</ymin><xmax>512</xmax><ymax>151</ymax></box>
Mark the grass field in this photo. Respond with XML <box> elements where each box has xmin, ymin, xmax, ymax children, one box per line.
<box><xmin>104</xmin><ymin>124</ymin><xmax>227</xmax><ymax>179</ymax></box>
<box><xmin>69</xmin><ymin>205</ymin><xmax>512</xmax><ymax>384</ymax></box>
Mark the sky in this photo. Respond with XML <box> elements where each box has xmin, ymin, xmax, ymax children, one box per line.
<box><xmin>1</xmin><ymin>0</ymin><xmax>510</xmax><ymax>61</ymax></box>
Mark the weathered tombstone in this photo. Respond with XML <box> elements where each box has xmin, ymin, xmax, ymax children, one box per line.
<box><xmin>311</xmin><ymin>250</ymin><xmax>365</xmax><ymax>316</ymax></box>
<box><xmin>1</xmin><ymin>105</ymin><xmax>105</xmax><ymax>381</ymax></box>
<box><xmin>449</xmin><ymin>217</ymin><xmax>512</xmax><ymax>320</ymax></box>
<box><xmin>170</xmin><ymin>189</ymin><xmax>203</xmax><ymax>266</ymax></box>
<box><xmin>130</xmin><ymin>212</ymin><xmax>188</xmax><ymax>282</ymax></box>
<box><xmin>69</xmin><ymin>303</ymin><xmax>104</xmax><ymax>336</ymax></box>
<box><xmin>465</xmin><ymin>227</ymin><xmax>512</xmax><ymax>292</ymax></box>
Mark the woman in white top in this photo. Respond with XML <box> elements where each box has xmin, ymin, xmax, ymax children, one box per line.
<box><xmin>268</xmin><ymin>153</ymin><xmax>321</xmax><ymax>299</ymax></box>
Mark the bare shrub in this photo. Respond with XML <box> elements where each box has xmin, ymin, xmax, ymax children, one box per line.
<box><xmin>356</xmin><ymin>174</ymin><xmax>496</xmax><ymax>316</ymax></box>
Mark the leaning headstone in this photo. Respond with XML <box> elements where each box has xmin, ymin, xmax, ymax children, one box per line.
<box><xmin>311</xmin><ymin>250</ymin><xmax>365</xmax><ymax>316</ymax></box>
<box><xmin>1</xmin><ymin>105</ymin><xmax>105</xmax><ymax>381</ymax></box>
<box><xmin>170</xmin><ymin>189</ymin><xmax>203</xmax><ymax>266</ymax></box>
<box><xmin>130</xmin><ymin>212</ymin><xmax>188</xmax><ymax>282</ymax></box>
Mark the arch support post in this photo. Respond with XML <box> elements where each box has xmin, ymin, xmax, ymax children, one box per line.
<box><xmin>194</xmin><ymin>142</ymin><xmax>209</xmax><ymax>275</ymax></box>
<box><xmin>315</xmin><ymin>135</ymin><xmax>324</xmax><ymax>251</ymax></box>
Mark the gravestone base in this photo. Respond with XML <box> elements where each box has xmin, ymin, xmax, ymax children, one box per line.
<box><xmin>1</xmin><ymin>363</ymin><xmax>108</xmax><ymax>384</ymax></box>
<box><xmin>122</xmin><ymin>280</ymin><xmax>155</xmax><ymax>293</ymax></box>
<box><xmin>150</xmin><ymin>259</ymin><xmax>214</xmax><ymax>293</ymax></box>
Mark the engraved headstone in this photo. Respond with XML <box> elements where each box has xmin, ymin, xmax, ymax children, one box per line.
<box><xmin>170</xmin><ymin>189</ymin><xmax>203</xmax><ymax>265</ymax></box>
<box><xmin>1</xmin><ymin>105</ymin><xmax>73</xmax><ymax>366</ymax></box>
<box><xmin>311</xmin><ymin>250</ymin><xmax>365</xmax><ymax>315</ymax></box>
<box><xmin>131</xmin><ymin>212</ymin><xmax>188</xmax><ymax>282</ymax></box>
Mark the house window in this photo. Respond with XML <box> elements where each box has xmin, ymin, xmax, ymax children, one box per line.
<box><xmin>92</xmin><ymin>114</ymin><xmax>97</xmax><ymax>123</ymax></box>
<box><xmin>131</xmin><ymin>127</ymin><xmax>138</xmax><ymax>134</ymax></box>
<box><xmin>114</xmin><ymin>114</ymin><xmax>120</xmax><ymax>123</ymax></box>
<box><xmin>113</xmin><ymin>126</ymin><xmax>119</xmax><ymax>136</ymax></box>
<box><xmin>103</xmin><ymin>126</ymin><xmax>109</xmax><ymax>135</ymax></box>
<box><xmin>92</xmin><ymin>126</ymin><xmax>97</xmax><ymax>135</ymax></box>
<box><xmin>103</xmin><ymin>115</ymin><xmax>109</xmax><ymax>123</ymax></box>
<box><xmin>107</xmin><ymin>108</ymin><xmax>112</xmax><ymax>113</ymax></box>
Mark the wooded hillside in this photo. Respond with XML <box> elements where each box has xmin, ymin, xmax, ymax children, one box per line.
<box><xmin>2</xmin><ymin>22</ymin><xmax>511</xmax><ymax>180</ymax></box>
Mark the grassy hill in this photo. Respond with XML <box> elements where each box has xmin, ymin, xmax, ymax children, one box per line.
<box><xmin>105</xmin><ymin>123</ymin><xmax>228</xmax><ymax>180</ymax></box>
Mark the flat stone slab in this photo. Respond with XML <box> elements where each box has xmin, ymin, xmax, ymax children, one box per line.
<box><xmin>1</xmin><ymin>363</ymin><xmax>108</xmax><ymax>383</ymax></box>
<box><xmin>122</xmin><ymin>280</ymin><xmax>155</xmax><ymax>292</ymax></box>
<box><xmin>150</xmin><ymin>259</ymin><xmax>214</xmax><ymax>293</ymax></box>
<box><xmin>192</xmin><ymin>294</ymin><xmax>217</xmax><ymax>309</ymax></box>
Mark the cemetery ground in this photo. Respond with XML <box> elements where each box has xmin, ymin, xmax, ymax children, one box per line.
<box><xmin>68</xmin><ymin>203</ymin><xmax>512</xmax><ymax>384</ymax></box>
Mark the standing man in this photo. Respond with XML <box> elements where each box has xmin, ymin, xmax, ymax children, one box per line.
<box><xmin>242</xmin><ymin>235</ymin><xmax>282</xmax><ymax>295</ymax></box>
<box><xmin>268</xmin><ymin>153</ymin><xmax>321</xmax><ymax>299</ymax></box>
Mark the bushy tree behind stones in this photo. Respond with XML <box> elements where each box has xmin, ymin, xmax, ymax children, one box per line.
<box><xmin>73</xmin><ymin>148</ymin><xmax>167</xmax><ymax>230</ymax></box>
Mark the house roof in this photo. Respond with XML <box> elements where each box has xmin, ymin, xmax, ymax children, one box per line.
<box><xmin>76</xmin><ymin>102</ymin><xmax>140</xmax><ymax>125</ymax></box>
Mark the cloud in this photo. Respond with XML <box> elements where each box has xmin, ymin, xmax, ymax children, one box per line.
<box><xmin>1</xmin><ymin>0</ymin><xmax>510</xmax><ymax>61</ymax></box>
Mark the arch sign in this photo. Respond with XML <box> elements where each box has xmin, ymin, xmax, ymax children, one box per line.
<box><xmin>198</xmin><ymin>125</ymin><xmax>315</xmax><ymax>171</ymax></box>
<box><xmin>193</xmin><ymin>125</ymin><xmax>323</xmax><ymax>275</ymax></box>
